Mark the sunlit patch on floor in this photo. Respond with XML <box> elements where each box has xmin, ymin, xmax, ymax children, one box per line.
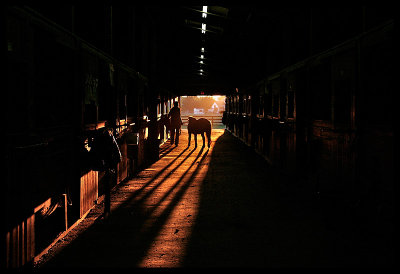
<box><xmin>136</xmin><ymin>129</ymin><xmax>224</xmax><ymax>267</ymax></box>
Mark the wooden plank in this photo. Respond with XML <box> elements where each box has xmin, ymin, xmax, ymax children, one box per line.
<box><xmin>80</xmin><ymin>170</ymin><xmax>98</xmax><ymax>218</ymax></box>
<box><xmin>27</xmin><ymin>215</ymin><xmax>35</xmax><ymax>264</ymax></box>
<box><xmin>5</xmin><ymin>214</ymin><xmax>36</xmax><ymax>268</ymax></box>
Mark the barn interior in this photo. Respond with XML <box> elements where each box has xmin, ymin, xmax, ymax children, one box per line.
<box><xmin>6</xmin><ymin>6</ymin><xmax>393</xmax><ymax>268</ymax></box>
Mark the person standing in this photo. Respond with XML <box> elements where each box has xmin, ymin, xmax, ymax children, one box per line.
<box><xmin>168</xmin><ymin>101</ymin><xmax>182</xmax><ymax>146</ymax></box>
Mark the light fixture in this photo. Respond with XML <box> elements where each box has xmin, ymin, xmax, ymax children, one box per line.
<box><xmin>201</xmin><ymin>47</ymin><xmax>205</xmax><ymax>52</ymax></box>
<box><xmin>202</xmin><ymin>6</ymin><xmax>208</xmax><ymax>18</ymax></box>
<box><xmin>200</xmin><ymin>54</ymin><xmax>204</xmax><ymax>59</ymax></box>
<box><xmin>201</xmin><ymin>23</ymin><xmax>206</xmax><ymax>34</ymax></box>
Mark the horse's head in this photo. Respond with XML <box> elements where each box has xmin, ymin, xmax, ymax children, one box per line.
<box><xmin>188</xmin><ymin>116</ymin><xmax>196</xmax><ymax>124</ymax></box>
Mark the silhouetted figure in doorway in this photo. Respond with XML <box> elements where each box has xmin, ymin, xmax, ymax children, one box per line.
<box><xmin>168</xmin><ymin>101</ymin><xmax>182</xmax><ymax>146</ymax></box>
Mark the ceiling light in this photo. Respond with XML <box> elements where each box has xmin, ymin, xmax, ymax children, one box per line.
<box><xmin>202</xmin><ymin>6</ymin><xmax>208</xmax><ymax>18</ymax></box>
<box><xmin>201</xmin><ymin>23</ymin><xmax>206</xmax><ymax>34</ymax></box>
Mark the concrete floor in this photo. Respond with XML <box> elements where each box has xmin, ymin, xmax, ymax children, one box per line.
<box><xmin>35</xmin><ymin>129</ymin><xmax>392</xmax><ymax>268</ymax></box>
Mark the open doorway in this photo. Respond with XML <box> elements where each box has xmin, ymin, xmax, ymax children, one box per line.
<box><xmin>180</xmin><ymin>95</ymin><xmax>226</xmax><ymax>129</ymax></box>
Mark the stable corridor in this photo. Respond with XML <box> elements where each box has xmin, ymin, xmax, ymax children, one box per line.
<box><xmin>37</xmin><ymin>129</ymin><xmax>377</xmax><ymax>268</ymax></box>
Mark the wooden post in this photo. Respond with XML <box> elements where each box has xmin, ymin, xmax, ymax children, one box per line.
<box><xmin>63</xmin><ymin>194</ymin><xmax>68</xmax><ymax>231</ymax></box>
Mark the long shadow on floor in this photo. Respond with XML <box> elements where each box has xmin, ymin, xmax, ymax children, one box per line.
<box><xmin>182</xmin><ymin>131</ymin><xmax>389</xmax><ymax>267</ymax></box>
<box><xmin>43</xmin><ymin>144</ymin><xmax>209</xmax><ymax>268</ymax></box>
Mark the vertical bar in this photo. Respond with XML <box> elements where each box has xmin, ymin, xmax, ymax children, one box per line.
<box><xmin>95</xmin><ymin>171</ymin><xmax>99</xmax><ymax>202</ymax></box>
<box><xmin>63</xmin><ymin>194</ymin><xmax>68</xmax><ymax>231</ymax></box>
<box><xmin>80</xmin><ymin>175</ymin><xmax>83</xmax><ymax>217</ymax></box>
<box><xmin>28</xmin><ymin>214</ymin><xmax>35</xmax><ymax>264</ymax></box>
<box><xmin>14</xmin><ymin>226</ymin><xmax>19</xmax><ymax>268</ymax></box>
<box><xmin>6</xmin><ymin>231</ymin><xmax>10</xmax><ymax>268</ymax></box>
<box><xmin>21</xmin><ymin>221</ymin><xmax>25</xmax><ymax>265</ymax></box>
